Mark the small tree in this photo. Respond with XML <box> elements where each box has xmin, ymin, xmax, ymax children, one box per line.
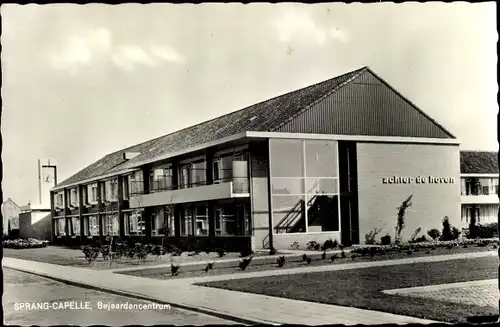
<box><xmin>395</xmin><ymin>195</ymin><xmax>413</xmax><ymax>244</ymax></box>
<box><xmin>440</xmin><ymin>216</ymin><xmax>460</xmax><ymax>241</ymax></box>
<box><xmin>427</xmin><ymin>228</ymin><xmax>441</xmax><ymax>240</ymax></box>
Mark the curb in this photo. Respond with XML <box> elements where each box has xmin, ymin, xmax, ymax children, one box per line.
<box><xmin>5</xmin><ymin>266</ymin><xmax>276</xmax><ymax>326</ymax></box>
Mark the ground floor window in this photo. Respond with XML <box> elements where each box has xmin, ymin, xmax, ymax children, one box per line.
<box><xmin>125</xmin><ymin>211</ymin><xmax>145</xmax><ymax>236</ymax></box>
<box><xmin>214</xmin><ymin>203</ymin><xmax>250</xmax><ymax>236</ymax></box>
<box><xmin>54</xmin><ymin>218</ymin><xmax>66</xmax><ymax>236</ymax></box>
<box><xmin>102</xmin><ymin>213</ymin><xmax>119</xmax><ymax>236</ymax></box>
<box><xmin>180</xmin><ymin>208</ymin><xmax>193</xmax><ymax>236</ymax></box>
<box><xmin>85</xmin><ymin>215</ymin><xmax>99</xmax><ymax>236</ymax></box>
<box><xmin>306</xmin><ymin>195</ymin><xmax>339</xmax><ymax>232</ymax></box>
<box><xmin>69</xmin><ymin>217</ymin><xmax>80</xmax><ymax>236</ymax></box>
<box><xmin>151</xmin><ymin>206</ymin><xmax>175</xmax><ymax>236</ymax></box>
<box><xmin>195</xmin><ymin>205</ymin><xmax>209</xmax><ymax>236</ymax></box>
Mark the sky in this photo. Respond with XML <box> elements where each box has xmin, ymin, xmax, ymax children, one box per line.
<box><xmin>1</xmin><ymin>2</ymin><xmax>498</xmax><ymax>206</ymax></box>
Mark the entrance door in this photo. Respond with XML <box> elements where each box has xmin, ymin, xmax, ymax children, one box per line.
<box><xmin>338</xmin><ymin>141</ymin><xmax>359</xmax><ymax>246</ymax></box>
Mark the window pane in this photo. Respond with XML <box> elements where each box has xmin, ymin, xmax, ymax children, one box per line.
<box><xmin>306</xmin><ymin>195</ymin><xmax>339</xmax><ymax>232</ymax></box>
<box><xmin>271</xmin><ymin>178</ymin><xmax>304</xmax><ymax>195</ymax></box>
<box><xmin>152</xmin><ymin>207</ymin><xmax>165</xmax><ymax>236</ymax></box>
<box><xmin>272</xmin><ymin>195</ymin><xmax>306</xmax><ymax>234</ymax></box>
<box><xmin>195</xmin><ymin>205</ymin><xmax>209</xmax><ymax>236</ymax></box>
<box><xmin>72</xmin><ymin>217</ymin><xmax>80</xmax><ymax>235</ymax></box>
<box><xmin>305</xmin><ymin>178</ymin><xmax>339</xmax><ymax>195</ymax></box>
<box><xmin>180</xmin><ymin>208</ymin><xmax>193</xmax><ymax>236</ymax></box>
<box><xmin>191</xmin><ymin>161</ymin><xmax>206</xmax><ymax>185</ymax></box>
<box><xmin>270</xmin><ymin>139</ymin><xmax>304</xmax><ymax>177</ymax></box>
<box><xmin>305</xmin><ymin>140</ymin><xmax>337</xmax><ymax>177</ymax></box>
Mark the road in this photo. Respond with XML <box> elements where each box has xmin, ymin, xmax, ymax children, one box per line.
<box><xmin>3</xmin><ymin>268</ymin><xmax>233</xmax><ymax>326</ymax></box>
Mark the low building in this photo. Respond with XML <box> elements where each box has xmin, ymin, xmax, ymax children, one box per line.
<box><xmin>460</xmin><ymin>151</ymin><xmax>499</xmax><ymax>228</ymax></box>
<box><xmin>2</xmin><ymin>198</ymin><xmax>20</xmax><ymax>238</ymax></box>
<box><xmin>50</xmin><ymin>66</ymin><xmax>461</xmax><ymax>251</ymax></box>
<box><xmin>19</xmin><ymin>203</ymin><xmax>52</xmax><ymax>241</ymax></box>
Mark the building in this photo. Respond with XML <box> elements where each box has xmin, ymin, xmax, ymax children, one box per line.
<box><xmin>50</xmin><ymin>66</ymin><xmax>461</xmax><ymax>251</ymax></box>
<box><xmin>460</xmin><ymin>151</ymin><xmax>499</xmax><ymax>228</ymax></box>
<box><xmin>2</xmin><ymin>198</ymin><xmax>21</xmax><ymax>238</ymax></box>
<box><xmin>19</xmin><ymin>203</ymin><xmax>52</xmax><ymax>241</ymax></box>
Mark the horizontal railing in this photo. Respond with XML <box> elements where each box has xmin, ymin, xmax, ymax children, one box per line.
<box><xmin>129</xmin><ymin>176</ymin><xmax>250</xmax><ymax>195</ymax></box>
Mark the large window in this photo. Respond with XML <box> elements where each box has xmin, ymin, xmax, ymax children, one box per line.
<box><xmin>102</xmin><ymin>213</ymin><xmax>119</xmax><ymax>236</ymax></box>
<box><xmin>151</xmin><ymin>206</ymin><xmax>174</xmax><ymax>236</ymax></box>
<box><xmin>213</xmin><ymin>203</ymin><xmax>250</xmax><ymax>236</ymax></box>
<box><xmin>180</xmin><ymin>208</ymin><xmax>193</xmax><ymax>236</ymax></box>
<box><xmin>54</xmin><ymin>218</ymin><xmax>66</xmax><ymax>236</ymax></box>
<box><xmin>179</xmin><ymin>159</ymin><xmax>206</xmax><ymax>189</ymax></box>
<box><xmin>461</xmin><ymin>178</ymin><xmax>499</xmax><ymax>196</ymax></box>
<box><xmin>270</xmin><ymin>139</ymin><xmax>340</xmax><ymax>234</ymax></box>
<box><xmin>122</xmin><ymin>177</ymin><xmax>129</xmax><ymax>200</ymax></box>
<box><xmin>150</xmin><ymin>165</ymin><xmax>173</xmax><ymax>192</ymax></box>
<box><xmin>125</xmin><ymin>211</ymin><xmax>145</xmax><ymax>236</ymax></box>
<box><xmin>195</xmin><ymin>205</ymin><xmax>209</xmax><ymax>236</ymax></box>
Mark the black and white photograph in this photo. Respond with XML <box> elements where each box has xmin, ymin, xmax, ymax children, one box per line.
<box><xmin>1</xmin><ymin>2</ymin><xmax>498</xmax><ymax>326</ymax></box>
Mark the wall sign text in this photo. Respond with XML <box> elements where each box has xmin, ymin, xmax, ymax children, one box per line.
<box><xmin>382</xmin><ymin>176</ymin><xmax>456</xmax><ymax>184</ymax></box>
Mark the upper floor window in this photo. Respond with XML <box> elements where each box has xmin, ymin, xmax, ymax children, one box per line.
<box><xmin>69</xmin><ymin>188</ymin><xmax>79</xmax><ymax>207</ymax></box>
<box><xmin>128</xmin><ymin>170</ymin><xmax>144</xmax><ymax>195</ymax></box>
<box><xmin>86</xmin><ymin>183</ymin><xmax>98</xmax><ymax>204</ymax></box>
<box><xmin>461</xmin><ymin>177</ymin><xmax>499</xmax><ymax>196</ymax></box>
<box><xmin>150</xmin><ymin>165</ymin><xmax>173</xmax><ymax>192</ymax></box>
<box><xmin>179</xmin><ymin>159</ymin><xmax>206</xmax><ymax>189</ymax></box>
<box><xmin>212</xmin><ymin>151</ymin><xmax>249</xmax><ymax>183</ymax></box>
<box><xmin>104</xmin><ymin>178</ymin><xmax>118</xmax><ymax>202</ymax></box>
<box><xmin>55</xmin><ymin>192</ymin><xmax>64</xmax><ymax>209</ymax></box>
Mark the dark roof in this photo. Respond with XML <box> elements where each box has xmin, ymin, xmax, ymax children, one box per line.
<box><xmin>55</xmin><ymin>66</ymin><xmax>455</xmax><ymax>189</ymax></box>
<box><xmin>460</xmin><ymin>151</ymin><xmax>499</xmax><ymax>174</ymax></box>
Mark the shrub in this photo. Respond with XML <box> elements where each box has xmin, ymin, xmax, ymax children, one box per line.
<box><xmin>215</xmin><ymin>248</ymin><xmax>226</xmax><ymax>258</ymax></box>
<box><xmin>277</xmin><ymin>256</ymin><xmax>286</xmax><ymax>267</ymax></box>
<box><xmin>3</xmin><ymin>238</ymin><xmax>49</xmax><ymax>249</ymax></box>
<box><xmin>365</xmin><ymin>229</ymin><xmax>382</xmax><ymax>245</ymax></box>
<box><xmin>380</xmin><ymin>234</ymin><xmax>391</xmax><ymax>245</ymax></box>
<box><xmin>306</xmin><ymin>241</ymin><xmax>321</xmax><ymax>251</ymax></box>
<box><xmin>171</xmin><ymin>264</ymin><xmax>180</xmax><ymax>276</ymax></box>
<box><xmin>302</xmin><ymin>253</ymin><xmax>308</xmax><ymax>262</ymax></box>
<box><xmin>290</xmin><ymin>241</ymin><xmax>300</xmax><ymax>250</ymax></box>
<box><xmin>239</xmin><ymin>256</ymin><xmax>253</xmax><ymax>270</ymax></box>
<box><xmin>321</xmin><ymin>238</ymin><xmax>338</xmax><ymax>250</ymax></box>
<box><xmin>395</xmin><ymin>195</ymin><xmax>413</xmax><ymax>244</ymax></box>
<box><xmin>466</xmin><ymin>223</ymin><xmax>499</xmax><ymax>239</ymax></box>
<box><xmin>427</xmin><ymin>229</ymin><xmax>441</xmax><ymax>241</ymax></box>
<box><xmin>440</xmin><ymin>216</ymin><xmax>460</xmax><ymax>241</ymax></box>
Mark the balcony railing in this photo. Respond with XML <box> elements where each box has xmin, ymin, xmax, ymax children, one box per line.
<box><xmin>130</xmin><ymin>176</ymin><xmax>249</xmax><ymax>195</ymax></box>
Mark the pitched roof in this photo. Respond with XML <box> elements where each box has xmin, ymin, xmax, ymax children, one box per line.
<box><xmin>55</xmin><ymin>66</ymin><xmax>455</xmax><ymax>189</ymax></box>
<box><xmin>460</xmin><ymin>151</ymin><xmax>499</xmax><ymax>174</ymax></box>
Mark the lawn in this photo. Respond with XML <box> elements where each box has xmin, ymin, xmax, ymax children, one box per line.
<box><xmin>119</xmin><ymin>245</ymin><xmax>495</xmax><ymax>280</ymax></box>
<box><xmin>200</xmin><ymin>256</ymin><xmax>498</xmax><ymax>323</ymax></box>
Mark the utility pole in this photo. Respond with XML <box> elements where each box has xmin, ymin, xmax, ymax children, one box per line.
<box><xmin>38</xmin><ymin>159</ymin><xmax>42</xmax><ymax>204</ymax></box>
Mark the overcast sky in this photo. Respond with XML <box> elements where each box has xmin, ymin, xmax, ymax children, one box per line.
<box><xmin>1</xmin><ymin>3</ymin><xmax>497</xmax><ymax>206</ymax></box>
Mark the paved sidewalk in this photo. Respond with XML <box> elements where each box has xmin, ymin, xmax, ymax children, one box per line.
<box><xmin>383</xmin><ymin>279</ymin><xmax>499</xmax><ymax>309</ymax></box>
<box><xmin>3</xmin><ymin>256</ymin><xmax>441</xmax><ymax>325</ymax></box>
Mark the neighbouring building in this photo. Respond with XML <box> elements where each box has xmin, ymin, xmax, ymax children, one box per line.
<box><xmin>460</xmin><ymin>151</ymin><xmax>499</xmax><ymax>228</ymax></box>
<box><xmin>2</xmin><ymin>198</ymin><xmax>21</xmax><ymax>238</ymax></box>
<box><xmin>50</xmin><ymin>66</ymin><xmax>462</xmax><ymax>251</ymax></box>
<box><xmin>19</xmin><ymin>203</ymin><xmax>52</xmax><ymax>241</ymax></box>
